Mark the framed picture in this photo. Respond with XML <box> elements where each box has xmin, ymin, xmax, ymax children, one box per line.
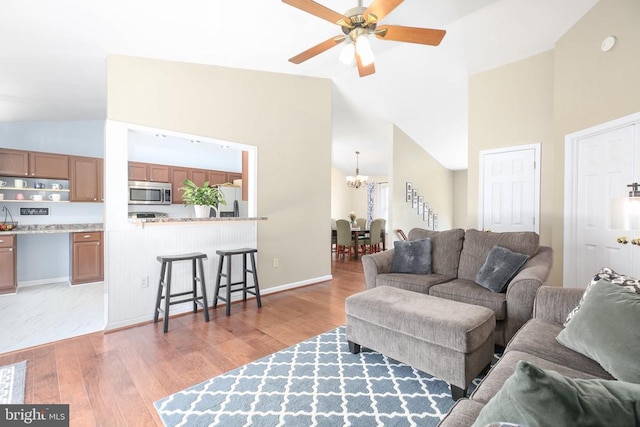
<box><xmin>406</xmin><ymin>182</ymin><xmax>412</xmax><ymax>194</ymax></box>
<box><xmin>412</xmin><ymin>192</ymin><xmax>418</xmax><ymax>209</ymax></box>
<box><xmin>428</xmin><ymin>209</ymin><xmax>433</xmax><ymax>227</ymax></box>
<box><xmin>423</xmin><ymin>203</ymin><xmax>429</xmax><ymax>221</ymax></box>
<box><xmin>413</xmin><ymin>189</ymin><xmax>418</xmax><ymax>199</ymax></box>
<box><xmin>417</xmin><ymin>196</ymin><xmax>424</xmax><ymax>214</ymax></box>
<box><xmin>406</xmin><ymin>192</ymin><xmax>412</xmax><ymax>203</ymax></box>
<box><xmin>433</xmin><ymin>213</ymin><xmax>439</xmax><ymax>230</ymax></box>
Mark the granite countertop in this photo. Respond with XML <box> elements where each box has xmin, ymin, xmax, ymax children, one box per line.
<box><xmin>5</xmin><ymin>223</ymin><xmax>104</xmax><ymax>235</ymax></box>
<box><xmin>129</xmin><ymin>216</ymin><xmax>268</xmax><ymax>225</ymax></box>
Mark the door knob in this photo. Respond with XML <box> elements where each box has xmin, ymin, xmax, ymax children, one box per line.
<box><xmin>632</xmin><ymin>238</ymin><xmax>640</xmax><ymax>246</ymax></box>
<box><xmin>617</xmin><ymin>236</ymin><xmax>629</xmax><ymax>244</ymax></box>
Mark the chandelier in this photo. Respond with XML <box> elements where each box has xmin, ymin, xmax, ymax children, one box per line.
<box><xmin>346</xmin><ymin>151</ymin><xmax>368</xmax><ymax>189</ymax></box>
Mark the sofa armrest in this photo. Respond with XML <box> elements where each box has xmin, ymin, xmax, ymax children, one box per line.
<box><xmin>503</xmin><ymin>246</ymin><xmax>553</xmax><ymax>342</ymax></box>
<box><xmin>362</xmin><ymin>250</ymin><xmax>395</xmax><ymax>289</ymax></box>
<box><xmin>533</xmin><ymin>286</ymin><xmax>585</xmax><ymax>324</ymax></box>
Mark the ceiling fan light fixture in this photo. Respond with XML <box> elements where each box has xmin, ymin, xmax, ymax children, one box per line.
<box><xmin>339</xmin><ymin>41</ymin><xmax>356</xmax><ymax>65</ymax></box>
<box><xmin>355</xmin><ymin>34</ymin><xmax>374</xmax><ymax>66</ymax></box>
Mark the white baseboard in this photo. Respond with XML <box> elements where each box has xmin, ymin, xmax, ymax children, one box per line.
<box><xmin>18</xmin><ymin>276</ymin><xmax>70</xmax><ymax>288</ymax></box>
<box><xmin>105</xmin><ymin>274</ymin><xmax>333</xmax><ymax>331</ymax></box>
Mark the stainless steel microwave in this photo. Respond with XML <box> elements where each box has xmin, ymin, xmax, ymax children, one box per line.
<box><xmin>128</xmin><ymin>181</ymin><xmax>172</xmax><ymax>205</ymax></box>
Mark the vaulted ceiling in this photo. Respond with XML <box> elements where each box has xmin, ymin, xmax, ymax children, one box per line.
<box><xmin>0</xmin><ymin>0</ymin><xmax>597</xmax><ymax>174</ymax></box>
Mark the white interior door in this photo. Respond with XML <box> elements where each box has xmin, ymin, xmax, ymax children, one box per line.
<box><xmin>574</xmin><ymin>126</ymin><xmax>637</xmax><ymax>286</ymax></box>
<box><xmin>479</xmin><ymin>144</ymin><xmax>539</xmax><ymax>233</ymax></box>
<box><xmin>564</xmin><ymin>113</ymin><xmax>640</xmax><ymax>288</ymax></box>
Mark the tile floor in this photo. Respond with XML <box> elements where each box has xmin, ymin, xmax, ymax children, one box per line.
<box><xmin>0</xmin><ymin>281</ymin><xmax>104</xmax><ymax>354</ymax></box>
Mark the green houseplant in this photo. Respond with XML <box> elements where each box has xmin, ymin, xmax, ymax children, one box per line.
<box><xmin>180</xmin><ymin>179</ymin><xmax>226</xmax><ymax>218</ymax></box>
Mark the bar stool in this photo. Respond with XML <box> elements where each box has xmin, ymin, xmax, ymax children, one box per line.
<box><xmin>153</xmin><ymin>252</ymin><xmax>209</xmax><ymax>333</ymax></box>
<box><xmin>213</xmin><ymin>248</ymin><xmax>262</xmax><ymax>316</ymax></box>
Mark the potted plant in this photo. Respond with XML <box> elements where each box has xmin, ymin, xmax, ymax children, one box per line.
<box><xmin>180</xmin><ymin>179</ymin><xmax>227</xmax><ymax>218</ymax></box>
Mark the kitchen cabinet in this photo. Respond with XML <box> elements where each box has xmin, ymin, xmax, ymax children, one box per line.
<box><xmin>70</xmin><ymin>156</ymin><xmax>102</xmax><ymax>202</ymax></box>
<box><xmin>0</xmin><ymin>149</ymin><xmax>68</xmax><ymax>179</ymax></box>
<box><xmin>227</xmin><ymin>172</ymin><xmax>242</xmax><ymax>184</ymax></box>
<box><xmin>170</xmin><ymin>167</ymin><xmax>188</xmax><ymax>204</ymax></box>
<box><xmin>208</xmin><ymin>170</ymin><xmax>227</xmax><ymax>186</ymax></box>
<box><xmin>0</xmin><ymin>234</ymin><xmax>16</xmax><ymax>294</ymax></box>
<box><xmin>128</xmin><ymin>162</ymin><xmax>170</xmax><ymax>183</ymax></box>
<box><xmin>128</xmin><ymin>162</ymin><xmax>147</xmax><ymax>181</ymax></box>
<box><xmin>30</xmin><ymin>152</ymin><xmax>69</xmax><ymax>179</ymax></box>
<box><xmin>189</xmin><ymin>168</ymin><xmax>208</xmax><ymax>187</ymax></box>
<box><xmin>71</xmin><ymin>232</ymin><xmax>103</xmax><ymax>285</ymax></box>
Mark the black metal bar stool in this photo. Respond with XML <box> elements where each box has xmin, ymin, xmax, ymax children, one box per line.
<box><xmin>153</xmin><ymin>252</ymin><xmax>209</xmax><ymax>333</ymax></box>
<box><xmin>213</xmin><ymin>248</ymin><xmax>262</xmax><ymax>316</ymax></box>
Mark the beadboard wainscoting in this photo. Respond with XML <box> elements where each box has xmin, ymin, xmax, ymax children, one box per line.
<box><xmin>106</xmin><ymin>221</ymin><xmax>258</xmax><ymax>329</ymax></box>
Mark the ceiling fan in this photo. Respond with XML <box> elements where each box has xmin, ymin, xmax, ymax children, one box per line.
<box><xmin>282</xmin><ymin>0</ymin><xmax>446</xmax><ymax>77</ymax></box>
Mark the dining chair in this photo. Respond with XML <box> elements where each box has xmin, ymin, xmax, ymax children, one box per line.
<box><xmin>331</xmin><ymin>218</ymin><xmax>338</xmax><ymax>253</ymax></box>
<box><xmin>336</xmin><ymin>219</ymin><xmax>353</xmax><ymax>259</ymax></box>
<box><xmin>361</xmin><ymin>218</ymin><xmax>384</xmax><ymax>254</ymax></box>
<box><xmin>356</xmin><ymin>218</ymin><xmax>367</xmax><ymax>229</ymax></box>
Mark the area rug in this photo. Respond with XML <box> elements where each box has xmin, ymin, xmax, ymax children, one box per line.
<box><xmin>0</xmin><ymin>360</ymin><xmax>27</xmax><ymax>404</ymax></box>
<box><xmin>155</xmin><ymin>327</ymin><xmax>496</xmax><ymax>427</ymax></box>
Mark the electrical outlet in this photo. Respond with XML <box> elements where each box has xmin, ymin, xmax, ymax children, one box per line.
<box><xmin>141</xmin><ymin>276</ymin><xmax>149</xmax><ymax>288</ymax></box>
<box><xmin>272</xmin><ymin>258</ymin><xmax>279</xmax><ymax>268</ymax></box>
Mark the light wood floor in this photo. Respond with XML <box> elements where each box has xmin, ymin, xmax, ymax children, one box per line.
<box><xmin>1</xmin><ymin>256</ymin><xmax>366</xmax><ymax>426</ymax></box>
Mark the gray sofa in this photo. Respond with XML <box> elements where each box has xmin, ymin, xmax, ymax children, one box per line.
<box><xmin>438</xmin><ymin>286</ymin><xmax>615</xmax><ymax>426</ymax></box>
<box><xmin>362</xmin><ymin>228</ymin><xmax>553</xmax><ymax>347</ymax></box>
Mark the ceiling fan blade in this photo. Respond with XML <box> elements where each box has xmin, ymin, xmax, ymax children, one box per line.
<box><xmin>356</xmin><ymin>53</ymin><xmax>376</xmax><ymax>77</ymax></box>
<box><xmin>375</xmin><ymin>25</ymin><xmax>446</xmax><ymax>45</ymax></box>
<box><xmin>282</xmin><ymin>0</ymin><xmax>351</xmax><ymax>25</ymax></box>
<box><xmin>288</xmin><ymin>36</ymin><xmax>346</xmax><ymax>64</ymax></box>
<box><xmin>363</xmin><ymin>0</ymin><xmax>404</xmax><ymax>22</ymax></box>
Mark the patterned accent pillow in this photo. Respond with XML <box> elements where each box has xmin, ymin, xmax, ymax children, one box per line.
<box><xmin>564</xmin><ymin>267</ymin><xmax>640</xmax><ymax>326</ymax></box>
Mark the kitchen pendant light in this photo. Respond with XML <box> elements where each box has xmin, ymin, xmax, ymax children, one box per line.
<box><xmin>346</xmin><ymin>151</ymin><xmax>368</xmax><ymax>189</ymax></box>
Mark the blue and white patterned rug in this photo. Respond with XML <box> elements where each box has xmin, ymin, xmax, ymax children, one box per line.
<box><xmin>155</xmin><ymin>326</ymin><xmax>493</xmax><ymax>427</ymax></box>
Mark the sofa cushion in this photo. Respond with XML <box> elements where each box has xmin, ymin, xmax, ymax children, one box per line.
<box><xmin>470</xmin><ymin>350</ymin><xmax>607</xmax><ymax>405</ymax></box>
<box><xmin>429</xmin><ymin>279</ymin><xmax>506</xmax><ymax>320</ymax></box>
<box><xmin>564</xmin><ymin>267</ymin><xmax>640</xmax><ymax>326</ymax></box>
<box><xmin>557</xmin><ymin>279</ymin><xmax>640</xmax><ymax>383</ymax></box>
<box><xmin>376</xmin><ymin>273</ymin><xmax>452</xmax><ymax>294</ymax></box>
<box><xmin>458</xmin><ymin>229</ymin><xmax>539</xmax><ymax>283</ymax></box>
<box><xmin>507</xmin><ymin>319</ymin><xmax>613</xmax><ymax>379</ymax></box>
<box><xmin>472</xmin><ymin>360</ymin><xmax>640</xmax><ymax>427</ymax></box>
<box><xmin>437</xmin><ymin>398</ymin><xmax>486</xmax><ymax>427</ymax></box>
<box><xmin>408</xmin><ymin>228</ymin><xmax>464</xmax><ymax>278</ymax></box>
<box><xmin>390</xmin><ymin>238</ymin><xmax>431</xmax><ymax>274</ymax></box>
<box><xmin>475</xmin><ymin>246</ymin><xmax>529</xmax><ymax>293</ymax></box>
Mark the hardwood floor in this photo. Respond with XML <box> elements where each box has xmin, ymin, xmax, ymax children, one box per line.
<box><xmin>0</xmin><ymin>257</ymin><xmax>366</xmax><ymax>426</ymax></box>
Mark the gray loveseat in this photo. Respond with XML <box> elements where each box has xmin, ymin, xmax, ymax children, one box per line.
<box><xmin>439</xmin><ymin>285</ymin><xmax>624</xmax><ymax>426</ymax></box>
<box><xmin>362</xmin><ymin>228</ymin><xmax>553</xmax><ymax>347</ymax></box>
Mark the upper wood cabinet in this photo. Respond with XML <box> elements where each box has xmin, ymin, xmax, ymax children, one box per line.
<box><xmin>208</xmin><ymin>170</ymin><xmax>227</xmax><ymax>186</ymax></box>
<box><xmin>128</xmin><ymin>161</ymin><xmax>170</xmax><ymax>182</ymax></box>
<box><xmin>0</xmin><ymin>149</ymin><xmax>68</xmax><ymax>179</ymax></box>
<box><xmin>0</xmin><ymin>149</ymin><xmax>29</xmax><ymax>176</ymax></box>
<box><xmin>170</xmin><ymin>167</ymin><xmax>188</xmax><ymax>204</ymax></box>
<box><xmin>30</xmin><ymin>152</ymin><xmax>69</xmax><ymax>179</ymax></box>
<box><xmin>227</xmin><ymin>172</ymin><xmax>242</xmax><ymax>183</ymax></box>
<box><xmin>188</xmin><ymin>168</ymin><xmax>208</xmax><ymax>187</ymax></box>
<box><xmin>70</xmin><ymin>156</ymin><xmax>102</xmax><ymax>202</ymax></box>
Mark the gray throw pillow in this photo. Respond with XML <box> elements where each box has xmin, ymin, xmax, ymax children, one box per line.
<box><xmin>564</xmin><ymin>267</ymin><xmax>640</xmax><ymax>326</ymax></box>
<box><xmin>475</xmin><ymin>246</ymin><xmax>529</xmax><ymax>293</ymax></box>
<box><xmin>556</xmin><ymin>279</ymin><xmax>640</xmax><ymax>382</ymax></box>
<box><xmin>472</xmin><ymin>360</ymin><xmax>640</xmax><ymax>427</ymax></box>
<box><xmin>390</xmin><ymin>238</ymin><xmax>431</xmax><ymax>274</ymax></box>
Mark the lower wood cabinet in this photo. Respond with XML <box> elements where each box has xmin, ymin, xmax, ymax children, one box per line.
<box><xmin>0</xmin><ymin>235</ymin><xmax>16</xmax><ymax>294</ymax></box>
<box><xmin>71</xmin><ymin>232</ymin><xmax>104</xmax><ymax>285</ymax></box>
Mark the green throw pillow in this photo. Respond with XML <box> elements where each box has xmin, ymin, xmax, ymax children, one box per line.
<box><xmin>556</xmin><ymin>278</ymin><xmax>640</xmax><ymax>383</ymax></box>
<box><xmin>472</xmin><ymin>360</ymin><xmax>640</xmax><ymax>427</ymax></box>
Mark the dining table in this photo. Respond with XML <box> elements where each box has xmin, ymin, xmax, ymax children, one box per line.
<box><xmin>332</xmin><ymin>227</ymin><xmax>386</xmax><ymax>260</ymax></box>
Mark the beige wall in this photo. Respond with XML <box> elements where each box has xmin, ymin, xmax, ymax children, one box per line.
<box><xmin>453</xmin><ymin>170</ymin><xmax>468</xmax><ymax>229</ymax></box>
<box><xmin>551</xmin><ymin>0</ymin><xmax>640</xmax><ymax>284</ymax></box>
<box><xmin>107</xmin><ymin>55</ymin><xmax>333</xmax><ymax>289</ymax></box>
<box><xmin>391</xmin><ymin>125</ymin><xmax>454</xmax><ymax>235</ymax></box>
<box><xmin>467</xmin><ymin>0</ymin><xmax>640</xmax><ymax>285</ymax></box>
